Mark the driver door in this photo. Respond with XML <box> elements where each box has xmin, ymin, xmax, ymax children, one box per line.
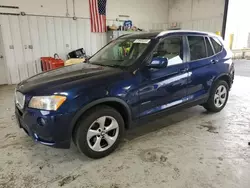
<box><xmin>138</xmin><ymin>36</ymin><xmax>189</xmax><ymax>117</ymax></box>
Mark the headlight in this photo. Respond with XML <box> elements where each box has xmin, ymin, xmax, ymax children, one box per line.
<box><xmin>28</xmin><ymin>95</ymin><xmax>67</xmax><ymax>111</ymax></box>
<box><xmin>15</xmin><ymin>91</ymin><xmax>26</xmax><ymax>109</ymax></box>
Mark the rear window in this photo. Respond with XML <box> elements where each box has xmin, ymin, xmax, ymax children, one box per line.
<box><xmin>211</xmin><ymin>37</ymin><xmax>223</xmax><ymax>54</ymax></box>
<box><xmin>205</xmin><ymin>37</ymin><xmax>214</xmax><ymax>57</ymax></box>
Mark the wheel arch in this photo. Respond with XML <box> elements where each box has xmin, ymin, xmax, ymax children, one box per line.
<box><xmin>206</xmin><ymin>73</ymin><xmax>232</xmax><ymax>100</ymax></box>
<box><xmin>70</xmin><ymin>97</ymin><xmax>132</xmax><ymax>139</ymax></box>
<box><xmin>214</xmin><ymin>73</ymin><xmax>232</xmax><ymax>88</ymax></box>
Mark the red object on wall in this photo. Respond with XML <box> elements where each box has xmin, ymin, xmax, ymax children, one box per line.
<box><xmin>40</xmin><ymin>57</ymin><xmax>52</xmax><ymax>71</ymax></box>
<box><xmin>49</xmin><ymin>58</ymin><xmax>64</xmax><ymax>70</ymax></box>
<box><xmin>40</xmin><ymin>54</ymin><xmax>64</xmax><ymax>71</ymax></box>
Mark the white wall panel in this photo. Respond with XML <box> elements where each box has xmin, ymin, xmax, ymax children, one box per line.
<box><xmin>1</xmin><ymin>0</ymin><xmax>169</xmax><ymax>23</ymax></box>
<box><xmin>192</xmin><ymin>0</ymin><xmax>224</xmax><ymax>20</ymax></box>
<box><xmin>0</xmin><ymin>15</ymin><xmax>18</xmax><ymax>84</ymax></box>
<box><xmin>0</xmin><ymin>24</ymin><xmax>9</xmax><ymax>85</ymax></box>
<box><xmin>168</xmin><ymin>0</ymin><xmax>192</xmax><ymax>23</ymax></box>
<box><xmin>0</xmin><ymin>0</ymin><xmax>75</xmax><ymax>17</ymax></box>
<box><xmin>76</xmin><ymin>19</ymin><xmax>86</xmax><ymax>50</ymax></box>
<box><xmin>46</xmin><ymin>17</ymin><xmax>57</xmax><ymax>57</ymax></box>
<box><xmin>100</xmin><ymin>33</ymin><xmax>107</xmax><ymax>49</ymax></box>
<box><xmin>83</xmin><ymin>19</ymin><xmax>92</xmax><ymax>55</ymax></box>
<box><xmin>90</xmin><ymin>33</ymin><xmax>98</xmax><ymax>55</ymax></box>
<box><xmin>192</xmin><ymin>20</ymin><xmax>203</xmax><ymax>31</ymax></box>
<box><xmin>62</xmin><ymin>18</ymin><xmax>71</xmax><ymax>55</ymax></box>
<box><xmin>106</xmin><ymin>0</ymin><xmax>169</xmax><ymax>25</ymax></box>
<box><xmin>19</xmin><ymin>16</ymin><xmax>34</xmax><ymax>77</ymax></box>
<box><xmin>9</xmin><ymin>16</ymin><xmax>28</xmax><ymax>81</ymax></box>
<box><xmin>37</xmin><ymin>17</ymin><xmax>49</xmax><ymax>57</ymax></box>
<box><xmin>181</xmin><ymin>21</ymin><xmax>192</xmax><ymax>30</ymax></box>
<box><xmin>54</xmin><ymin>18</ymin><xmax>65</xmax><ymax>59</ymax></box>
<box><xmin>28</xmin><ymin>16</ymin><xmax>42</xmax><ymax>74</ymax></box>
<box><xmin>202</xmin><ymin>20</ymin><xmax>212</xmax><ymax>32</ymax></box>
<box><xmin>168</xmin><ymin>0</ymin><xmax>224</xmax><ymax>33</ymax></box>
<box><xmin>69</xmin><ymin>19</ymin><xmax>78</xmax><ymax>51</ymax></box>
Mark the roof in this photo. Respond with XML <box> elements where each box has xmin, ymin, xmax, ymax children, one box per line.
<box><xmin>120</xmin><ymin>30</ymin><xmax>218</xmax><ymax>39</ymax></box>
<box><xmin>120</xmin><ymin>32</ymin><xmax>160</xmax><ymax>39</ymax></box>
<box><xmin>157</xmin><ymin>30</ymin><xmax>218</xmax><ymax>37</ymax></box>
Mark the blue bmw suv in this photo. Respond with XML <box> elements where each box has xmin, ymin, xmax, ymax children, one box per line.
<box><xmin>15</xmin><ymin>30</ymin><xmax>234</xmax><ymax>158</ymax></box>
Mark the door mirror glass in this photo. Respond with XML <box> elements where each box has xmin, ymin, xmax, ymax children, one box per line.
<box><xmin>148</xmin><ymin>57</ymin><xmax>168</xmax><ymax>69</ymax></box>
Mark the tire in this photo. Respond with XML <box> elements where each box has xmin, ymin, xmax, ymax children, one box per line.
<box><xmin>203</xmin><ymin>80</ymin><xmax>229</xmax><ymax>112</ymax></box>
<box><xmin>75</xmin><ymin>105</ymin><xmax>125</xmax><ymax>159</ymax></box>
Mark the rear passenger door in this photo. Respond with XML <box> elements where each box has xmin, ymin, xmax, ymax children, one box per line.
<box><xmin>185</xmin><ymin>35</ymin><xmax>218</xmax><ymax>100</ymax></box>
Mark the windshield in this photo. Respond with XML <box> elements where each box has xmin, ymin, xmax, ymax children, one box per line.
<box><xmin>89</xmin><ymin>38</ymin><xmax>151</xmax><ymax>67</ymax></box>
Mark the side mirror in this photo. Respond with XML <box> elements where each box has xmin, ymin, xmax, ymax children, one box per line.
<box><xmin>147</xmin><ymin>57</ymin><xmax>168</xmax><ymax>69</ymax></box>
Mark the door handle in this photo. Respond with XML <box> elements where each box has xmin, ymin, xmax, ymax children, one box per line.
<box><xmin>0</xmin><ymin>55</ymin><xmax>3</xmax><ymax>59</ymax></box>
<box><xmin>179</xmin><ymin>67</ymin><xmax>188</xmax><ymax>73</ymax></box>
<box><xmin>211</xmin><ymin>59</ymin><xmax>218</xmax><ymax>64</ymax></box>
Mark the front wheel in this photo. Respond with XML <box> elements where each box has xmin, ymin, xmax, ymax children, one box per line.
<box><xmin>75</xmin><ymin>105</ymin><xmax>124</xmax><ymax>159</ymax></box>
<box><xmin>203</xmin><ymin>80</ymin><xmax>229</xmax><ymax>112</ymax></box>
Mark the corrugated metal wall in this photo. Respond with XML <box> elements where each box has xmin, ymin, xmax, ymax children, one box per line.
<box><xmin>0</xmin><ymin>14</ymin><xmax>221</xmax><ymax>85</ymax></box>
<box><xmin>167</xmin><ymin>0</ymin><xmax>224</xmax><ymax>33</ymax></box>
<box><xmin>0</xmin><ymin>15</ymin><xmax>107</xmax><ymax>84</ymax></box>
<box><xmin>0</xmin><ymin>15</ymin><xmax>168</xmax><ymax>84</ymax></box>
<box><xmin>179</xmin><ymin>17</ymin><xmax>223</xmax><ymax>33</ymax></box>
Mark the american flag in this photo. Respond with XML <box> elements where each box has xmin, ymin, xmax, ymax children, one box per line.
<box><xmin>89</xmin><ymin>0</ymin><xmax>107</xmax><ymax>33</ymax></box>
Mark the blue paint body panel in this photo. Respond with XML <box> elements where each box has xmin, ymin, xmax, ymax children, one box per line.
<box><xmin>15</xmin><ymin>31</ymin><xmax>234</xmax><ymax>149</ymax></box>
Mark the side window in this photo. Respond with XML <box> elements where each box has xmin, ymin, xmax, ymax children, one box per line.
<box><xmin>188</xmin><ymin>36</ymin><xmax>207</xmax><ymax>61</ymax></box>
<box><xmin>205</xmin><ymin>37</ymin><xmax>214</xmax><ymax>57</ymax></box>
<box><xmin>211</xmin><ymin>37</ymin><xmax>223</xmax><ymax>54</ymax></box>
<box><xmin>153</xmin><ymin>36</ymin><xmax>183</xmax><ymax>66</ymax></box>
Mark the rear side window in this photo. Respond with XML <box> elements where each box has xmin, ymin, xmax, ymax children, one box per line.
<box><xmin>205</xmin><ymin>37</ymin><xmax>214</xmax><ymax>57</ymax></box>
<box><xmin>188</xmin><ymin>36</ymin><xmax>207</xmax><ymax>61</ymax></box>
<box><xmin>211</xmin><ymin>37</ymin><xmax>223</xmax><ymax>54</ymax></box>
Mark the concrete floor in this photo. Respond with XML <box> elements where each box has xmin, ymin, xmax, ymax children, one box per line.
<box><xmin>234</xmin><ymin>60</ymin><xmax>250</xmax><ymax>77</ymax></box>
<box><xmin>0</xmin><ymin>61</ymin><xmax>250</xmax><ymax>188</ymax></box>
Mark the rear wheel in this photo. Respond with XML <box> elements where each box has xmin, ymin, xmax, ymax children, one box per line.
<box><xmin>203</xmin><ymin>80</ymin><xmax>229</xmax><ymax>112</ymax></box>
<box><xmin>75</xmin><ymin>105</ymin><xmax>124</xmax><ymax>159</ymax></box>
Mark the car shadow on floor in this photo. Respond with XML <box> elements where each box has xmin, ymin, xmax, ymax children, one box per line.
<box><xmin>123</xmin><ymin>106</ymin><xmax>206</xmax><ymax>141</ymax></box>
<box><xmin>24</xmin><ymin>106</ymin><xmax>207</xmax><ymax>162</ymax></box>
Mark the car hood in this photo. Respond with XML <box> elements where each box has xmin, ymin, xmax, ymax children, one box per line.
<box><xmin>17</xmin><ymin>63</ymin><xmax>121</xmax><ymax>94</ymax></box>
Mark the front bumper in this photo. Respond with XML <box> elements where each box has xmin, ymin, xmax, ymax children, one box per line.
<box><xmin>15</xmin><ymin>106</ymin><xmax>75</xmax><ymax>149</ymax></box>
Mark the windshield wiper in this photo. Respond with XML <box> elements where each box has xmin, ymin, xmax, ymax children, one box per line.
<box><xmin>92</xmin><ymin>63</ymin><xmax>124</xmax><ymax>69</ymax></box>
<box><xmin>104</xmin><ymin>64</ymin><xmax>124</xmax><ymax>69</ymax></box>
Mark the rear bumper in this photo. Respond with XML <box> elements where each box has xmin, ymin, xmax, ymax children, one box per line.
<box><xmin>15</xmin><ymin>107</ymin><xmax>75</xmax><ymax>149</ymax></box>
<box><xmin>230</xmin><ymin>63</ymin><xmax>235</xmax><ymax>88</ymax></box>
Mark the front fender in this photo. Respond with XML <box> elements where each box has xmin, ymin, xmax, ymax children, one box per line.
<box><xmin>69</xmin><ymin>97</ymin><xmax>132</xmax><ymax>135</ymax></box>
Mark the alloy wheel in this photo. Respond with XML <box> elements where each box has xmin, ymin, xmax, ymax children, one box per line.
<box><xmin>214</xmin><ymin>85</ymin><xmax>227</xmax><ymax>108</ymax></box>
<box><xmin>87</xmin><ymin>116</ymin><xmax>119</xmax><ymax>152</ymax></box>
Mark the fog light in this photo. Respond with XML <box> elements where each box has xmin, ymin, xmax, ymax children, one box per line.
<box><xmin>37</xmin><ymin>117</ymin><xmax>46</xmax><ymax>126</ymax></box>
